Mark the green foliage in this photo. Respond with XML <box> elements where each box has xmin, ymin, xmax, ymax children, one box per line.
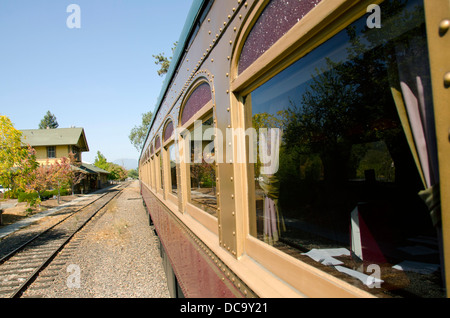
<box><xmin>38</xmin><ymin>111</ymin><xmax>59</xmax><ymax>129</ymax></box>
<box><xmin>152</xmin><ymin>42</ymin><xmax>177</xmax><ymax>76</ymax></box>
<box><xmin>18</xmin><ymin>187</ymin><xmax>70</xmax><ymax>205</ymax></box>
<box><xmin>127</xmin><ymin>168</ymin><xmax>139</xmax><ymax>179</ymax></box>
<box><xmin>0</xmin><ymin>115</ymin><xmax>39</xmax><ymax>198</ymax></box>
<box><xmin>41</xmin><ymin>188</ymin><xmax>70</xmax><ymax>200</ymax></box>
<box><xmin>17</xmin><ymin>191</ymin><xmax>39</xmax><ymax>205</ymax></box>
<box><xmin>129</xmin><ymin>111</ymin><xmax>153</xmax><ymax>151</ymax></box>
<box><xmin>94</xmin><ymin>151</ymin><xmax>128</xmax><ymax>181</ymax></box>
<box><xmin>94</xmin><ymin>151</ymin><xmax>109</xmax><ymax>171</ymax></box>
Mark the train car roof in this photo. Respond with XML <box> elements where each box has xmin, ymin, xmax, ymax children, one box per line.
<box><xmin>140</xmin><ymin>0</ymin><xmax>210</xmax><ymax>160</ymax></box>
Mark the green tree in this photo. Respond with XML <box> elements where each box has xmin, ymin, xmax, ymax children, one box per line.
<box><xmin>94</xmin><ymin>151</ymin><xmax>109</xmax><ymax>171</ymax></box>
<box><xmin>0</xmin><ymin>115</ymin><xmax>39</xmax><ymax>198</ymax></box>
<box><xmin>94</xmin><ymin>151</ymin><xmax>127</xmax><ymax>181</ymax></box>
<box><xmin>108</xmin><ymin>164</ymin><xmax>128</xmax><ymax>181</ymax></box>
<box><xmin>127</xmin><ymin>168</ymin><xmax>139</xmax><ymax>179</ymax></box>
<box><xmin>39</xmin><ymin>111</ymin><xmax>59</xmax><ymax>129</ymax></box>
<box><xmin>129</xmin><ymin>111</ymin><xmax>153</xmax><ymax>151</ymax></box>
<box><xmin>152</xmin><ymin>42</ymin><xmax>177</xmax><ymax>76</ymax></box>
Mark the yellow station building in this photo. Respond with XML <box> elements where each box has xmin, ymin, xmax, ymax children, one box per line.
<box><xmin>21</xmin><ymin>127</ymin><xmax>109</xmax><ymax>193</ymax></box>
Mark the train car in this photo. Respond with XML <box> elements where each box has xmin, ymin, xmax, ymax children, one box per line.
<box><xmin>139</xmin><ymin>0</ymin><xmax>450</xmax><ymax>298</ymax></box>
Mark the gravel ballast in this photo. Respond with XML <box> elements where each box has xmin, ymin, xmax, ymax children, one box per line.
<box><xmin>23</xmin><ymin>181</ymin><xmax>170</xmax><ymax>298</ymax></box>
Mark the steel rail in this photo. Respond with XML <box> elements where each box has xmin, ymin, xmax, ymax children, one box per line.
<box><xmin>0</xmin><ymin>182</ymin><xmax>128</xmax><ymax>298</ymax></box>
<box><xmin>0</xmin><ymin>190</ymin><xmax>111</xmax><ymax>266</ymax></box>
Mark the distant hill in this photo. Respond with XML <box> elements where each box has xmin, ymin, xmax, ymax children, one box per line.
<box><xmin>113</xmin><ymin>158</ymin><xmax>138</xmax><ymax>170</ymax></box>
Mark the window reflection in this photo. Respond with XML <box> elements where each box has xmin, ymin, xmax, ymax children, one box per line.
<box><xmin>168</xmin><ymin>143</ymin><xmax>177</xmax><ymax>195</ymax></box>
<box><xmin>159</xmin><ymin>152</ymin><xmax>163</xmax><ymax>190</ymax></box>
<box><xmin>246</xmin><ymin>0</ymin><xmax>442</xmax><ymax>297</ymax></box>
<box><xmin>187</xmin><ymin>116</ymin><xmax>217</xmax><ymax>217</ymax></box>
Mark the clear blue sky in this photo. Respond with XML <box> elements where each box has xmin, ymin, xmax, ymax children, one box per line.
<box><xmin>0</xmin><ymin>0</ymin><xmax>193</xmax><ymax>167</ymax></box>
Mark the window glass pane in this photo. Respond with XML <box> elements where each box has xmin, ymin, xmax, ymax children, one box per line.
<box><xmin>246</xmin><ymin>0</ymin><xmax>442</xmax><ymax>297</ymax></box>
<box><xmin>239</xmin><ymin>0</ymin><xmax>322</xmax><ymax>74</ymax></box>
<box><xmin>168</xmin><ymin>143</ymin><xmax>177</xmax><ymax>195</ymax></box>
<box><xmin>47</xmin><ymin>146</ymin><xmax>56</xmax><ymax>158</ymax></box>
<box><xmin>187</xmin><ymin>116</ymin><xmax>217</xmax><ymax>217</ymax></box>
<box><xmin>164</xmin><ymin>121</ymin><xmax>174</xmax><ymax>142</ymax></box>
<box><xmin>159</xmin><ymin>152</ymin><xmax>163</xmax><ymax>190</ymax></box>
<box><xmin>155</xmin><ymin>136</ymin><xmax>161</xmax><ymax>151</ymax></box>
<box><xmin>181</xmin><ymin>83</ymin><xmax>212</xmax><ymax>126</ymax></box>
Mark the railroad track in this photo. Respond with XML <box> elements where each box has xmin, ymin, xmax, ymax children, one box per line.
<box><xmin>0</xmin><ymin>183</ymin><xmax>128</xmax><ymax>298</ymax></box>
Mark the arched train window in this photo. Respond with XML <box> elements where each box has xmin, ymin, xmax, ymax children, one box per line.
<box><xmin>180</xmin><ymin>81</ymin><xmax>217</xmax><ymax>218</ymax></box>
<box><xmin>238</xmin><ymin>0</ymin><xmax>322</xmax><ymax>74</ymax></box>
<box><xmin>155</xmin><ymin>135</ymin><xmax>161</xmax><ymax>151</ymax></box>
<box><xmin>164</xmin><ymin>120</ymin><xmax>174</xmax><ymax>142</ymax></box>
<box><xmin>180</xmin><ymin>82</ymin><xmax>212</xmax><ymax>126</ymax></box>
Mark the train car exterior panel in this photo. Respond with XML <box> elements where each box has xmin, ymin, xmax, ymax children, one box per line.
<box><xmin>141</xmin><ymin>183</ymin><xmax>251</xmax><ymax>298</ymax></box>
<box><xmin>140</xmin><ymin>0</ymin><xmax>450</xmax><ymax>298</ymax></box>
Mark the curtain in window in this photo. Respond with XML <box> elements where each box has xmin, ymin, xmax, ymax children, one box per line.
<box><xmin>389</xmin><ymin>35</ymin><xmax>440</xmax><ymax>226</ymax></box>
<box><xmin>259</xmin><ymin>128</ymin><xmax>285</xmax><ymax>244</ymax></box>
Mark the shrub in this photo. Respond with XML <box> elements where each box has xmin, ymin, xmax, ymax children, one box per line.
<box><xmin>18</xmin><ymin>191</ymin><xmax>40</xmax><ymax>207</ymax></box>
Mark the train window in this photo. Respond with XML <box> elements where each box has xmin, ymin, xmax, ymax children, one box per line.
<box><xmin>186</xmin><ymin>115</ymin><xmax>217</xmax><ymax>217</ymax></box>
<box><xmin>238</xmin><ymin>0</ymin><xmax>322</xmax><ymax>74</ymax></box>
<box><xmin>164</xmin><ymin>120</ymin><xmax>174</xmax><ymax>142</ymax></box>
<box><xmin>159</xmin><ymin>152</ymin><xmax>163</xmax><ymax>191</ymax></box>
<box><xmin>150</xmin><ymin>156</ymin><xmax>155</xmax><ymax>189</ymax></box>
<box><xmin>179</xmin><ymin>81</ymin><xmax>217</xmax><ymax>218</ymax></box>
<box><xmin>155</xmin><ymin>136</ymin><xmax>163</xmax><ymax>191</ymax></box>
<box><xmin>244</xmin><ymin>0</ymin><xmax>443</xmax><ymax>297</ymax></box>
<box><xmin>155</xmin><ymin>135</ymin><xmax>161</xmax><ymax>151</ymax></box>
<box><xmin>181</xmin><ymin>82</ymin><xmax>212</xmax><ymax>126</ymax></box>
<box><xmin>167</xmin><ymin>143</ymin><xmax>178</xmax><ymax>195</ymax></box>
<box><xmin>146</xmin><ymin>159</ymin><xmax>151</xmax><ymax>187</ymax></box>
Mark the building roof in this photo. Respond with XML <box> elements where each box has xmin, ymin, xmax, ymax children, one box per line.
<box><xmin>77</xmin><ymin>162</ymin><xmax>109</xmax><ymax>175</ymax></box>
<box><xmin>21</xmin><ymin>128</ymin><xmax>89</xmax><ymax>152</ymax></box>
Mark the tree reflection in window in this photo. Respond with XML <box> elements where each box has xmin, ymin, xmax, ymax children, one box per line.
<box><xmin>168</xmin><ymin>143</ymin><xmax>177</xmax><ymax>195</ymax></box>
<box><xmin>246</xmin><ymin>0</ymin><xmax>443</xmax><ymax>297</ymax></box>
<box><xmin>188</xmin><ymin>116</ymin><xmax>217</xmax><ymax>217</ymax></box>
<box><xmin>158</xmin><ymin>152</ymin><xmax>163</xmax><ymax>190</ymax></box>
